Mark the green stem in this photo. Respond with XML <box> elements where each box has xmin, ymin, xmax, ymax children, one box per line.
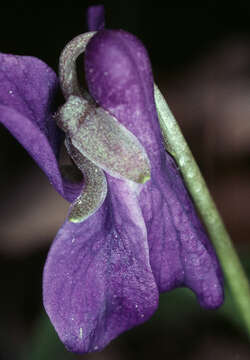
<box><xmin>154</xmin><ymin>84</ymin><xmax>250</xmax><ymax>335</ymax></box>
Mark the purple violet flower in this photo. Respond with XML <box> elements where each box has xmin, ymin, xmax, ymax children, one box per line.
<box><xmin>0</xmin><ymin>5</ymin><xmax>223</xmax><ymax>354</ymax></box>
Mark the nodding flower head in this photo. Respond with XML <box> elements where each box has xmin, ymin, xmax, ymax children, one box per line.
<box><xmin>0</xmin><ymin>5</ymin><xmax>223</xmax><ymax>354</ymax></box>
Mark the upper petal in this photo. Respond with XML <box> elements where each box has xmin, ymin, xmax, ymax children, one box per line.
<box><xmin>0</xmin><ymin>53</ymin><xmax>81</xmax><ymax>201</ymax></box>
<box><xmin>85</xmin><ymin>30</ymin><xmax>164</xmax><ymax>167</ymax></box>
<box><xmin>84</xmin><ymin>30</ymin><xmax>224</xmax><ymax>308</ymax></box>
<box><xmin>43</xmin><ymin>176</ymin><xmax>158</xmax><ymax>353</ymax></box>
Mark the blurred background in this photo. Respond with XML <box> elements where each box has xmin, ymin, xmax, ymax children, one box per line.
<box><xmin>1</xmin><ymin>3</ymin><xmax>250</xmax><ymax>359</ymax></box>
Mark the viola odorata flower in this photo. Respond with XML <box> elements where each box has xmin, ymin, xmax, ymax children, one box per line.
<box><xmin>0</xmin><ymin>5</ymin><xmax>224</xmax><ymax>354</ymax></box>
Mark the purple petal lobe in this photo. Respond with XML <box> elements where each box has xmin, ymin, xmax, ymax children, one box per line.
<box><xmin>86</xmin><ymin>5</ymin><xmax>105</xmax><ymax>31</ymax></box>
<box><xmin>0</xmin><ymin>104</ymin><xmax>62</xmax><ymax>192</ymax></box>
<box><xmin>85</xmin><ymin>30</ymin><xmax>224</xmax><ymax>308</ymax></box>
<box><xmin>43</xmin><ymin>177</ymin><xmax>158</xmax><ymax>353</ymax></box>
<box><xmin>85</xmin><ymin>30</ymin><xmax>164</xmax><ymax>167</ymax></box>
<box><xmin>0</xmin><ymin>53</ymin><xmax>80</xmax><ymax>201</ymax></box>
<box><xmin>140</xmin><ymin>156</ymin><xmax>223</xmax><ymax>309</ymax></box>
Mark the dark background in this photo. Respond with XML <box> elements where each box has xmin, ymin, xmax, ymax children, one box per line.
<box><xmin>0</xmin><ymin>3</ymin><xmax>250</xmax><ymax>359</ymax></box>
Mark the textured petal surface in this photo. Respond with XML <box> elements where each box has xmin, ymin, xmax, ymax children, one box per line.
<box><xmin>43</xmin><ymin>176</ymin><xmax>158</xmax><ymax>353</ymax></box>
<box><xmin>0</xmin><ymin>53</ymin><xmax>81</xmax><ymax>201</ymax></box>
<box><xmin>85</xmin><ymin>30</ymin><xmax>224</xmax><ymax>308</ymax></box>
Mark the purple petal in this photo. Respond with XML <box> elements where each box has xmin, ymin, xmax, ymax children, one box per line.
<box><xmin>85</xmin><ymin>30</ymin><xmax>224</xmax><ymax>308</ymax></box>
<box><xmin>0</xmin><ymin>53</ymin><xmax>81</xmax><ymax>201</ymax></box>
<box><xmin>43</xmin><ymin>176</ymin><xmax>158</xmax><ymax>353</ymax></box>
<box><xmin>140</xmin><ymin>157</ymin><xmax>223</xmax><ymax>308</ymax></box>
<box><xmin>86</xmin><ymin>5</ymin><xmax>105</xmax><ymax>31</ymax></box>
<box><xmin>85</xmin><ymin>30</ymin><xmax>164</xmax><ymax>168</ymax></box>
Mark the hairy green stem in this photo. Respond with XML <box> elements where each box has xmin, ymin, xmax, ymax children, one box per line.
<box><xmin>154</xmin><ymin>84</ymin><xmax>250</xmax><ymax>335</ymax></box>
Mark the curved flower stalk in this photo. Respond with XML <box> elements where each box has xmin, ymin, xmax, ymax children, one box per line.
<box><xmin>0</xmin><ymin>5</ymin><xmax>226</xmax><ymax>354</ymax></box>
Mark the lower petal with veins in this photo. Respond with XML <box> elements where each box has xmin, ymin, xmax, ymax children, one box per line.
<box><xmin>43</xmin><ymin>176</ymin><xmax>158</xmax><ymax>353</ymax></box>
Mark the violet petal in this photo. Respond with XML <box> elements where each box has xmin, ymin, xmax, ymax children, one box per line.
<box><xmin>0</xmin><ymin>53</ymin><xmax>81</xmax><ymax>201</ymax></box>
<box><xmin>43</xmin><ymin>176</ymin><xmax>158</xmax><ymax>353</ymax></box>
<box><xmin>140</xmin><ymin>156</ymin><xmax>224</xmax><ymax>308</ymax></box>
<box><xmin>85</xmin><ymin>29</ymin><xmax>224</xmax><ymax>308</ymax></box>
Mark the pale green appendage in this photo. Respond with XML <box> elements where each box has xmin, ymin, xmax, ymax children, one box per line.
<box><xmin>154</xmin><ymin>84</ymin><xmax>250</xmax><ymax>336</ymax></box>
<box><xmin>59</xmin><ymin>32</ymin><xmax>96</xmax><ymax>99</ymax></box>
<box><xmin>58</xmin><ymin>31</ymin><xmax>151</xmax><ymax>225</ymax></box>
<box><xmin>65</xmin><ymin>138</ymin><xmax>107</xmax><ymax>223</ymax></box>
<box><xmin>59</xmin><ymin>31</ymin><xmax>110</xmax><ymax>224</ymax></box>
<box><xmin>58</xmin><ymin>95</ymin><xmax>151</xmax><ymax>184</ymax></box>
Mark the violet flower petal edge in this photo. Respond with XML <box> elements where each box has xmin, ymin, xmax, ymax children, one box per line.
<box><xmin>0</xmin><ymin>53</ymin><xmax>81</xmax><ymax>201</ymax></box>
<box><xmin>43</xmin><ymin>176</ymin><xmax>159</xmax><ymax>353</ymax></box>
